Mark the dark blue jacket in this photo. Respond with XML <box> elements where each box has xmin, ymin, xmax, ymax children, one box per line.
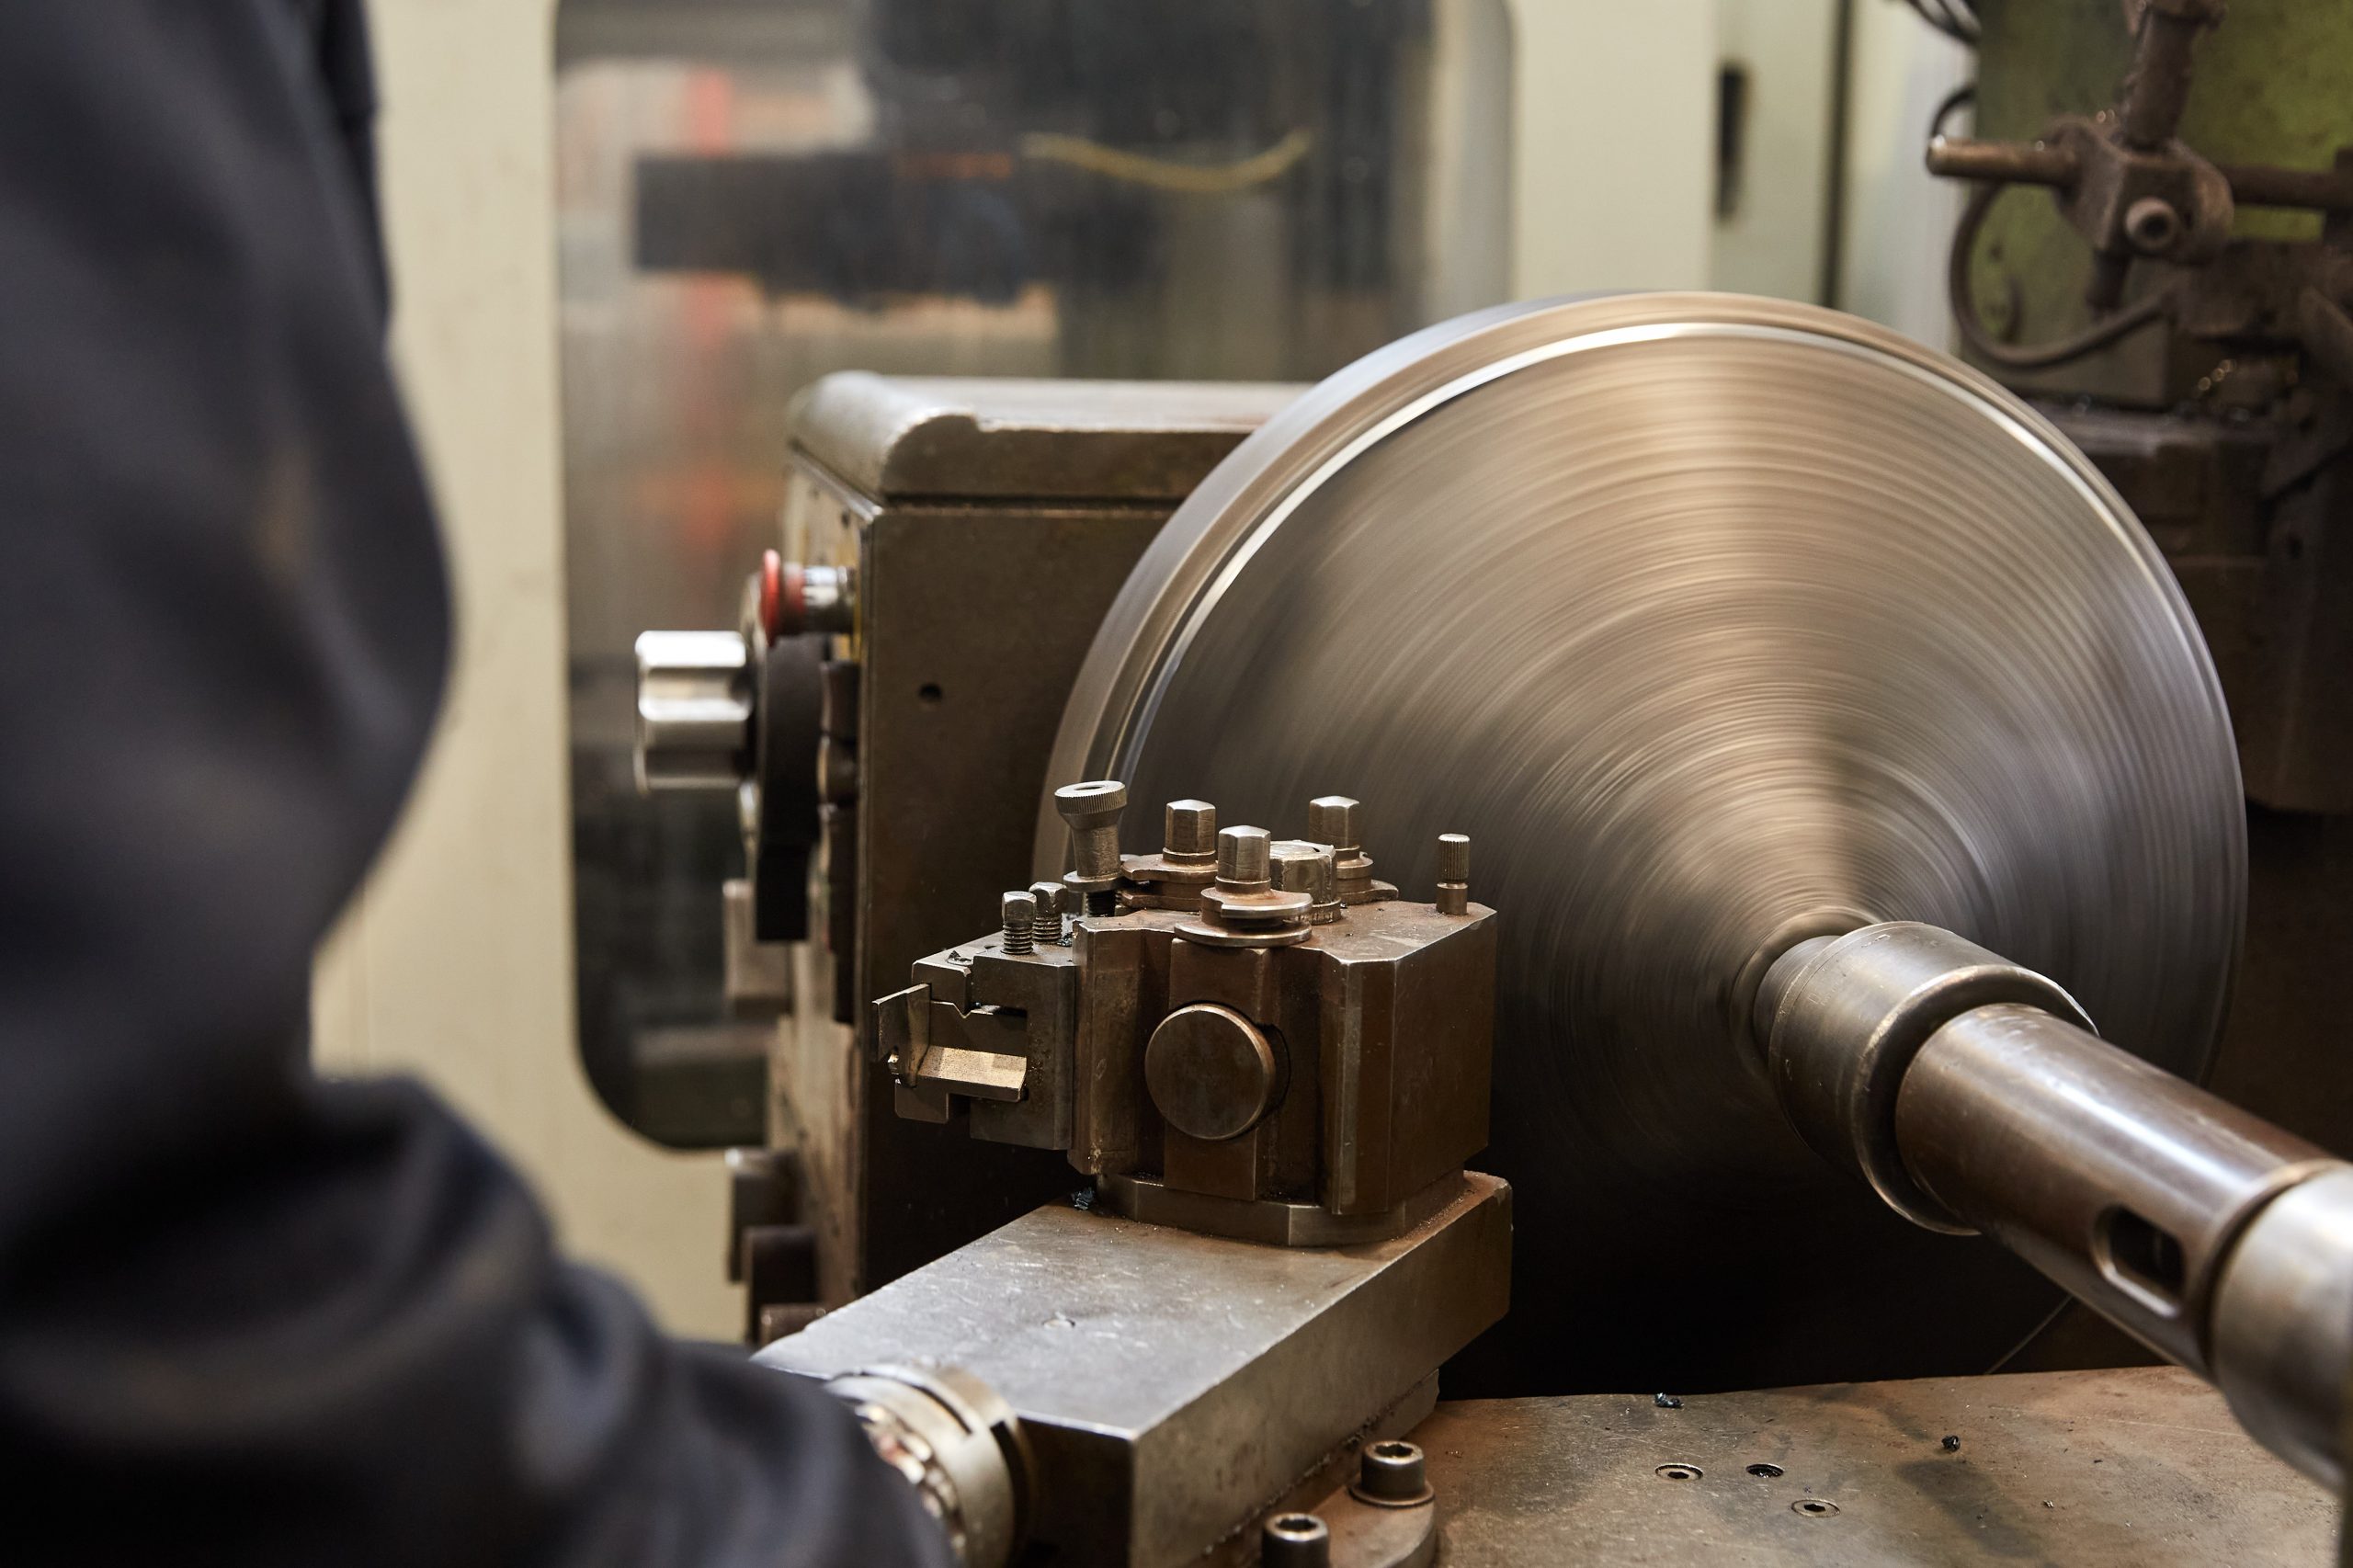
<box><xmin>0</xmin><ymin>6</ymin><xmax>951</xmax><ymax>1563</ymax></box>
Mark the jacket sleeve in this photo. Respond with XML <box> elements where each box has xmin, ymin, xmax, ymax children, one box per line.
<box><xmin>0</xmin><ymin>6</ymin><xmax>954</xmax><ymax>1565</ymax></box>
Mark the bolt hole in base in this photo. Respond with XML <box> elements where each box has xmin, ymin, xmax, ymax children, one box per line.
<box><xmin>1654</xmin><ymin>1463</ymin><xmax>1704</xmax><ymax>1482</ymax></box>
<box><xmin>1745</xmin><ymin>1462</ymin><xmax>1784</xmax><ymax>1478</ymax></box>
<box><xmin>917</xmin><ymin>682</ymin><xmax>943</xmax><ymax>705</ymax></box>
<box><xmin>1792</xmin><ymin>1498</ymin><xmax>1840</xmax><ymax>1517</ymax></box>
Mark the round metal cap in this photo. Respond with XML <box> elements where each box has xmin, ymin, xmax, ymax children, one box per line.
<box><xmin>633</xmin><ymin>630</ymin><xmax>754</xmax><ymax>793</ymax></box>
<box><xmin>1145</xmin><ymin>1004</ymin><xmax>1282</xmax><ymax>1142</ymax></box>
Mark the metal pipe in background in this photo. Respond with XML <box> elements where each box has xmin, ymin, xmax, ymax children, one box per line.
<box><xmin>1925</xmin><ymin>135</ymin><xmax>2077</xmax><ymax>187</ymax></box>
<box><xmin>1756</xmin><ymin>922</ymin><xmax>2353</xmax><ymax>1491</ymax></box>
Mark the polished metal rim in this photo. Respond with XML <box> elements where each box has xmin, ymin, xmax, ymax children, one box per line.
<box><xmin>1044</xmin><ymin>294</ymin><xmax>2228</xmax><ymax>823</ymax></box>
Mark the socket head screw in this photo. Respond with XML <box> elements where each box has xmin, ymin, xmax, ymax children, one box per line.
<box><xmin>1056</xmin><ymin>779</ymin><xmax>1130</xmax><ymax>890</ymax></box>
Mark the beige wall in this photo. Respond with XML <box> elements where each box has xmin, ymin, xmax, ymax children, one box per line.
<box><xmin>1836</xmin><ymin>0</ymin><xmax>1972</xmax><ymax>344</ymax></box>
<box><xmin>313</xmin><ymin>0</ymin><xmax>739</xmax><ymax>1341</ymax></box>
<box><xmin>1508</xmin><ymin>0</ymin><xmax>1718</xmax><ymax>297</ymax></box>
<box><xmin>1710</xmin><ymin>0</ymin><xmax>1839</xmax><ymax>302</ymax></box>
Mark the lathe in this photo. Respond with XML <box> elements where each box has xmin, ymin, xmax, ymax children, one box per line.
<box><xmin>623</xmin><ymin>6</ymin><xmax>2353</xmax><ymax>1563</ymax></box>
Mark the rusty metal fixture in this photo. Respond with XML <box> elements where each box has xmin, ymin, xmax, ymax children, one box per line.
<box><xmin>766</xmin><ymin>1179</ymin><xmax>1506</xmax><ymax>1568</ymax></box>
<box><xmin>1189</xmin><ymin>825</ymin><xmax>1313</xmax><ymax>943</ymax></box>
<box><xmin>1308</xmin><ymin>794</ymin><xmax>1386</xmax><ymax>904</ymax></box>
<box><xmin>1926</xmin><ymin>0</ymin><xmax>2353</xmax><ymax>371</ymax></box>
<box><xmin>1028</xmin><ymin>881</ymin><xmax>1066</xmax><ymax>947</ymax></box>
<box><xmin>1260</xmin><ymin>1514</ymin><xmax>1330</xmax><ymax>1568</ymax></box>
<box><xmin>1217</xmin><ymin>824</ymin><xmax>1270</xmax><ymax>886</ymax></box>
<box><xmin>1115</xmin><ymin>799</ymin><xmax>1228</xmax><ymax>914</ymax></box>
<box><xmin>1000</xmin><ymin>890</ymin><xmax>1039</xmax><ymax>956</ymax></box>
<box><xmin>1274</xmin><ymin>839</ymin><xmax>1343</xmax><ymax>925</ymax></box>
<box><xmin>886</xmin><ymin>786</ymin><xmax>1496</xmax><ymax>1238</ymax></box>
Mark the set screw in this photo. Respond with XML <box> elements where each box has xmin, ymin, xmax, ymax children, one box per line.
<box><xmin>1000</xmin><ymin>890</ymin><xmax>1038</xmax><ymax>954</ymax></box>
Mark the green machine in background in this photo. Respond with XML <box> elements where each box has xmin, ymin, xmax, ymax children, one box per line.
<box><xmin>1966</xmin><ymin>0</ymin><xmax>2353</xmax><ymax>393</ymax></box>
<box><xmin>1925</xmin><ymin>0</ymin><xmax>2353</xmax><ymax>1224</ymax></box>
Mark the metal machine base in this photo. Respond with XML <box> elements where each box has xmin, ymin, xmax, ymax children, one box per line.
<box><xmin>1424</xmin><ymin>1366</ymin><xmax>2336</xmax><ymax>1566</ymax></box>
<box><xmin>760</xmin><ymin>1174</ymin><xmax>1510</xmax><ymax>1568</ymax></box>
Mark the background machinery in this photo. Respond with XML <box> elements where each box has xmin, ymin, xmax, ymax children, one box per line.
<box><xmin>622</xmin><ymin>4</ymin><xmax>2353</xmax><ymax>1562</ymax></box>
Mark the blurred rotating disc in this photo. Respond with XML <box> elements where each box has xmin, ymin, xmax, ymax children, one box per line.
<box><xmin>1044</xmin><ymin>294</ymin><xmax>2245</xmax><ymax>1395</ymax></box>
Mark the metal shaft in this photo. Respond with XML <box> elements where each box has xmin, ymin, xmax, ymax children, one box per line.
<box><xmin>1758</xmin><ymin>922</ymin><xmax>2353</xmax><ymax>1490</ymax></box>
<box><xmin>2118</xmin><ymin>0</ymin><xmax>2212</xmax><ymax>153</ymax></box>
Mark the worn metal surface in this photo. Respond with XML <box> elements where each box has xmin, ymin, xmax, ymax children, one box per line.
<box><xmin>760</xmin><ymin>1174</ymin><xmax>1511</xmax><ymax>1568</ymax></box>
<box><xmin>792</xmin><ymin>374</ymin><xmax>1302</xmax><ymax>504</ymax></box>
<box><xmin>1282</xmin><ymin>1472</ymin><xmax>1437</xmax><ymax>1568</ymax></box>
<box><xmin>1068</xmin><ymin>896</ymin><xmax>1497</xmax><ymax>1221</ymax></box>
<box><xmin>1897</xmin><ymin>1001</ymin><xmax>2336</xmax><ymax>1381</ymax></box>
<box><xmin>1145</xmin><ymin>1002</ymin><xmax>1281</xmax><ymax>1141</ymax></box>
<box><xmin>1096</xmin><ymin>1171</ymin><xmax>1465</xmax><ymax>1248</ymax></box>
<box><xmin>1046</xmin><ymin>292</ymin><xmax>2245</xmax><ymax>1397</ymax></box>
<box><xmin>1423</xmin><ymin>1366</ymin><xmax>2336</xmax><ymax>1566</ymax></box>
<box><xmin>773</xmin><ymin>377</ymin><xmax>1298</xmax><ymax>1301</ymax></box>
<box><xmin>908</xmin><ymin>933</ymin><xmax>1079</xmax><ymax>1149</ymax></box>
<box><xmin>2211</xmin><ymin>1166</ymin><xmax>2353</xmax><ymax>1490</ymax></box>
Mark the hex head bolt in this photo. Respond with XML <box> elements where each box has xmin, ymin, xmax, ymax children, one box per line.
<box><xmin>1220</xmin><ymin>824</ymin><xmax>1272</xmax><ymax>891</ymax></box>
<box><xmin>1163</xmin><ymin>799</ymin><xmax>1217</xmax><ymax>864</ymax></box>
<box><xmin>1307</xmin><ymin>794</ymin><xmax>1374</xmax><ymax>900</ymax></box>
<box><xmin>1272</xmin><ymin>840</ymin><xmax>1341</xmax><ymax>925</ymax></box>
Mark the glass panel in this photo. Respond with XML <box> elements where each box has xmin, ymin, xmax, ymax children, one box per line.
<box><xmin>556</xmin><ymin>0</ymin><xmax>1512</xmax><ymax>1145</ymax></box>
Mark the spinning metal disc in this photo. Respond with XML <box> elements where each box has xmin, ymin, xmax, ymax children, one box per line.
<box><xmin>1041</xmin><ymin>294</ymin><xmax>2245</xmax><ymax>1395</ymax></box>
